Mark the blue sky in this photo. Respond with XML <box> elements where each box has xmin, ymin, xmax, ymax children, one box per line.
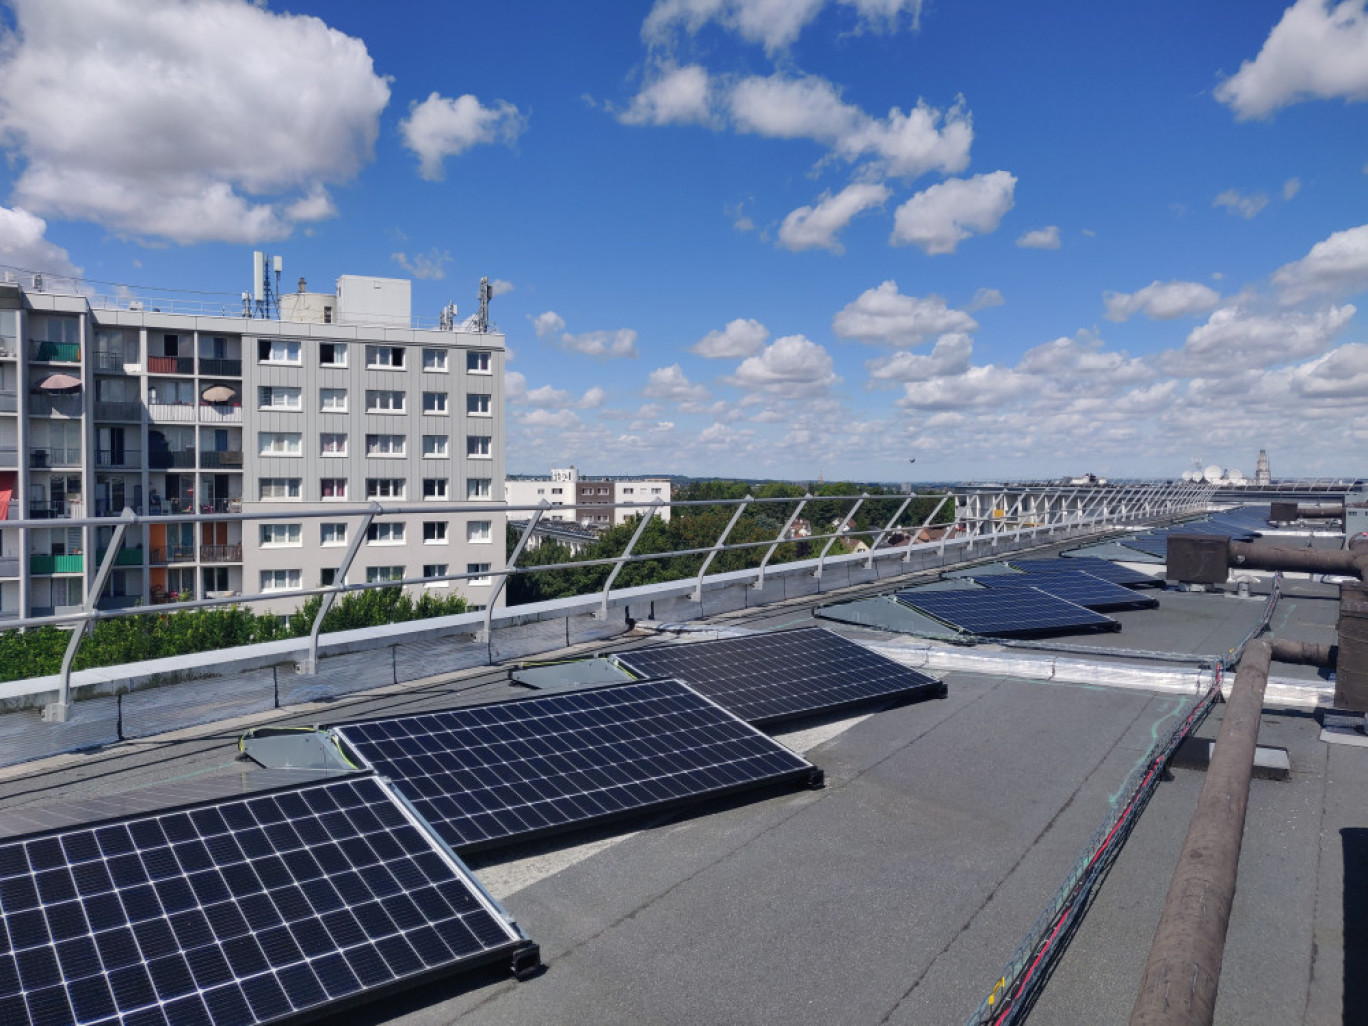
<box><xmin>1</xmin><ymin>0</ymin><xmax>1367</xmax><ymax>482</ymax></box>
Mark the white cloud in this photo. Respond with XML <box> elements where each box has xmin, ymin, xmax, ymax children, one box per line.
<box><xmin>967</xmin><ymin>287</ymin><xmax>1004</xmax><ymax>311</ymax></box>
<box><xmin>644</xmin><ymin>364</ymin><xmax>711</xmax><ymax>402</ymax></box>
<box><xmin>579</xmin><ymin>386</ymin><xmax>608</xmax><ymax>409</ymax></box>
<box><xmin>1290</xmin><ymin>342</ymin><xmax>1368</xmax><ymax>397</ymax></box>
<box><xmin>1284</xmin><ymin>177</ymin><xmax>1302</xmax><ymax>200</ymax></box>
<box><xmin>890</xmin><ymin>171</ymin><xmax>1016</xmax><ymax>254</ymax></box>
<box><xmin>896</xmin><ymin>363</ymin><xmax>1032</xmax><ymax>410</ymax></box>
<box><xmin>1215</xmin><ymin>0</ymin><xmax>1368</xmax><ymax>119</ymax></box>
<box><xmin>1272</xmin><ymin>223</ymin><xmax>1368</xmax><ymax>302</ymax></box>
<box><xmin>1103</xmin><ymin>280</ymin><xmax>1222</xmax><ymax>322</ymax></box>
<box><xmin>520</xmin><ymin>408</ymin><xmax>581</xmax><ymax>429</ymax></box>
<box><xmin>504</xmin><ymin>370</ymin><xmax>527</xmax><ymax>401</ymax></box>
<box><xmin>490</xmin><ymin>278</ymin><xmax>515</xmax><ymax>297</ymax></box>
<box><xmin>1160</xmin><ymin>303</ymin><xmax>1355</xmax><ymax>375</ymax></box>
<box><xmin>0</xmin><ymin>0</ymin><xmax>389</xmax><ymax>244</ymax></box>
<box><xmin>1213</xmin><ymin>188</ymin><xmax>1269</xmax><ymax>219</ymax></box>
<box><xmin>643</xmin><ymin>0</ymin><xmax>924</xmax><ymax>54</ymax></box>
<box><xmin>867</xmin><ymin>333</ymin><xmax>973</xmax><ymax>382</ymax></box>
<box><xmin>726</xmin><ymin>334</ymin><xmax>839</xmax><ymax>397</ymax></box>
<box><xmin>0</xmin><ymin>205</ymin><xmax>79</xmax><ymax>277</ymax></box>
<box><xmin>1018</xmin><ymin>332</ymin><xmax>1151</xmax><ymax>385</ymax></box>
<box><xmin>619</xmin><ymin>64</ymin><xmax>714</xmax><ymax>125</ymax></box>
<box><xmin>1016</xmin><ymin>225</ymin><xmax>1060</xmax><ymax>250</ymax></box>
<box><xmin>560</xmin><ymin>329</ymin><xmax>640</xmax><ymax>359</ymax></box>
<box><xmin>390</xmin><ymin>248</ymin><xmax>451</xmax><ymax>280</ymax></box>
<box><xmin>832</xmin><ymin>280</ymin><xmax>978</xmax><ymax>346</ymax></box>
<box><xmin>400</xmin><ymin>92</ymin><xmax>526</xmax><ymax>181</ymax></box>
<box><xmin>777</xmin><ymin>182</ymin><xmax>890</xmax><ymax>252</ymax></box>
<box><xmin>692</xmin><ymin>318</ymin><xmax>770</xmax><ymax>358</ymax></box>
<box><xmin>531</xmin><ymin>311</ymin><xmax>567</xmax><ymax>338</ymax></box>
<box><xmin>522</xmin><ymin>384</ymin><xmax>572</xmax><ymax>407</ymax></box>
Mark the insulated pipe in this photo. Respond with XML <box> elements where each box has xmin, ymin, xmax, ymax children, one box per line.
<box><xmin>1129</xmin><ymin>638</ymin><xmax>1273</xmax><ymax>1026</ymax></box>
<box><xmin>1227</xmin><ymin>537</ymin><xmax>1368</xmax><ymax>580</ymax></box>
<box><xmin>1268</xmin><ymin>637</ymin><xmax>1336</xmax><ymax>666</ymax></box>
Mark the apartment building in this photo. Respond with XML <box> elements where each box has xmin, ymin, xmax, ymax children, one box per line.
<box><xmin>0</xmin><ymin>273</ymin><xmax>506</xmax><ymax>619</ymax></box>
<box><xmin>506</xmin><ymin>466</ymin><xmax>671</xmax><ymax>528</ymax></box>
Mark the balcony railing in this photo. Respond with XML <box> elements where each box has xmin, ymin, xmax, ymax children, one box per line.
<box><xmin>0</xmin><ymin>447</ymin><xmax>16</xmax><ymax>468</ymax></box>
<box><xmin>200</xmin><ymin>498</ymin><xmax>243</xmax><ymax>514</ymax></box>
<box><xmin>150</xmin><ymin>545</ymin><xmax>197</xmax><ymax>564</ymax></box>
<box><xmin>93</xmin><ymin>351</ymin><xmax>136</xmax><ymax>373</ymax></box>
<box><xmin>147</xmin><ymin>356</ymin><xmax>194</xmax><ymax>374</ymax></box>
<box><xmin>149</xmin><ymin>450</ymin><xmax>196</xmax><ymax>469</ymax></box>
<box><xmin>95</xmin><ymin>547</ymin><xmax>145</xmax><ymax>567</ymax></box>
<box><xmin>200</xmin><ymin>543</ymin><xmax>242</xmax><ymax>563</ymax></box>
<box><xmin>30</xmin><ymin>553</ymin><xmax>84</xmax><ymax>574</ymax></box>
<box><xmin>199</xmin><ymin>358</ymin><xmax>242</xmax><ymax>376</ymax></box>
<box><xmin>0</xmin><ymin>556</ymin><xmax>19</xmax><ymax>577</ymax></box>
<box><xmin>28</xmin><ymin>394</ymin><xmax>84</xmax><ymax>418</ymax></box>
<box><xmin>94</xmin><ymin>401</ymin><xmax>143</xmax><ymax>421</ymax></box>
<box><xmin>198</xmin><ymin>404</ymin><xmax>242</xmax><ymax>424</ymax></box>
<box><xmin>33</xmin><ymin>341</ymin><xmax>80</xmax><ymax>362</ymax></box>
<box><xmin>27</xmin><ymin>502</ymin><xmax>67</xmax><ymax>519</ymax></box>
<box><xmin>0</xmin><ymin>391</ymin><xmax>16</xmax><ymax>413</ymax></box>
<box><xmin>30</xmin><ymin>447</ymin><xmax>81</xmax><ymax>468</ymax></box>
<box><xmin>149</xmin><ymin>498</ymin><xmax>195</xmax><ymax>515</ymax></box>
<box><xmin>199</xmin><ymin>450</ymin><xmax>243</xmax><ymax>469</ymax></box>
<box><xmin>96</xmin><ymin>448</ymin><xmax>141</xmax><ymax>469</ymax></box>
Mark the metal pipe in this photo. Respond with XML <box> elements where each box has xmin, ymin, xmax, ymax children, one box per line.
<box><xmin>1268</xmin><ymin>637</ymin><xmax>1335</xmax><ymax>666</ymax></box>
<box><xmin>1128</xmin><ymin>638</ymin><xmax>1273</xmax><ymax>1026</ymax></box>
<box><xmin>300</xmin><ymin>504</ymin><xmax>380</xmax><ymax>674</ymax></box>
<box><xmin>1228</xmin><ymin>537</ymin><xmax>1368</xmax><ymax>580</ymax></box>
<box><xmin>597</xmin><ymin>499</ymin><xmax>662</xmax><ymax>618</ymax></box>
<box><xmin>691</xmin><ymin>496</ymin><xmax>752</xmax><ymax>601</ymax></box>
<box><xmin>815</xmin><ymin>494</ymin><xmax>865</xmax><ymax>578</ymax></box>
<box><xmin>754</xmin><ymin>495</ymin><xmax>809</xmax><ymax>589</ymax></box>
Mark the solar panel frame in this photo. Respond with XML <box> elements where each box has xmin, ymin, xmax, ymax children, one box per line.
<box><xmin>895</xmin><ymin>586</ymin><xmax>1122</xmax><ymax>638</ymax></box>
<box><xmin>976</xmin><ymin>570</ymin><xmax>1161</xmax><ymax>612</ymax></box>
<box><xmin>0</xmin><ymin>776</ymin><xmax>533</xmax><ymax>1026</ymax></box>
<box><xmin>611</xmin><ymin>626</ymin><xmax>945</xmax><ymax>728</ymax></box>
<box><xmin>330</xmin><ymin>678</ymin><xmax>824</xmax><ymax>855</ymax></box>
<box><xmin>1007</xmin><ymin>557</ymin><xmax>1162</xmax><ymax>588</ymax></box>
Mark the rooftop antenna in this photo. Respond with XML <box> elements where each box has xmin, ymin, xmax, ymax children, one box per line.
<box><xmin>476</xmin><ymin>276</ymin><xmax>493</xmax><ymax>333</ymax></box>
<box><xmin>251</xmin><ymin>251</ymin><xmax>282</xmax><ymax>319</ymax></box>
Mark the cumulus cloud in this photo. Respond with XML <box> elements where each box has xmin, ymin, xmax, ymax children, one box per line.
<box><xmin>619</xmin><ymin>64</ymin><xmax>714</xmax><ymax>125</ymax></box>
<box><xmin>1213</xmin><ymin>188</ymin><xmax>1269</xmax><ymax>219</ymax></box>
<box><xmin>832</xmin><ymin>280</ymin><xmax>978</xmax><ymax>346</ymax></box>
<box><xmin>643</xmin><ymin>0</ymin><xmax>925</xmax><ymax>54</ymax></box>
<box><xmin>1103</xmin><ymin>280</ymin><xmax>1222</xmax><ymax>322</ymax></box>
<box><xmin>890</xmin><ymin>171</ymin><xmax>1016</xmax><ymax>254</ymax></box>
<box><xmin>1018</xmin><ymin>332</ymin><xmax>1151</xmax><ymax>385</ymax></box>
<box><xmin>519</xmin><ymin>408</ymin><xmax>581</xmax><ymax>429</ymax></box>
<box><xmin>692</xmin><ymin>318</ymin><xmax>770</xmax><ymax>358</ymax></box>
<box><xmin>1215</xmin><ymin>0</ymin><xmax>1368</xmax><ymax>119</ymax></box>
<box><xmin>896</xmin><ymin>364</ymin><xmax>1032</xmax><ymax>410</ymax></box>
<box><xmin>504</xmin><ymin>370</ymin><xmax>527</xmax><ymax>401</ymax></box>
<box><xmin>1016</xmin><ymin>225</ymin><xmax>1060</xmax><ymax>250</ymax></box>
<box><xmin>531</xmin><ymin>311</ymin><xmax>567</xmax><ymax>338</ymax></box>
<box><xmin>726</xmin><ymin>334</ymin><xmax>839</xmax><ymax>397</ymax></box>
<box><xmin>777</xmin><ymin>182</ymin><xmax>890</xmax><ymax>252</ymax></box>
<box><xmin>0</xmin><ymin>0</ymin><xmax>389</xmax><ymax>244</ymax></box>
<box><xmin>521</xmin><ymin>384</ymin><xmax>572</xmax><ymax>407</ymax></box>
<box><xmin>579</xmin><ymin>386</ymin><xmax>607</xmax><ymax>409</ymax></box>
<box><xmin>390</xmin><ymin>248</ymin><xmax>451</xmax><ymax>280</ymax></box>
<box><xmin>560</xmin><ymin>329</ymin><xmax>640</xmax><ymax>359</ymax></box>
<box><xmin>0</xmin><ymin>205</ymin><xmax>79</xmax><ymax>277</ymax></box>
<box><xmin>867</xmin><ymin>333</ymin><xmax>973</xmax><ymax>383</ymax></box>
<box><xmin>1289</xmin><ymin>342</ymin><xmax>1368</xmax><ymax>397</ymax></box>
<box><xmin>968</xmin><ymin>287</ymin><xmax>1005</xmax><ymax>311</ymax></box>
<box><xmin>400</xmin><ymin>93</ymin><xmax>526</xmax><ymax>181</ymax></box>
<box><xmin>1272</xmin><ymin>223</ymin><xmax>1368</xmax><ymax>302</ymax></box>
<box><xmin>1160</xmin><ymin>303</ymin><xmax>1356</xmax><ymax>375</ymax></box>
<box><xmin>489</xmin><ymin>278</ymin><xmax>515</xmax><ymax>297</ymax></box>
<box><xmin>644</xmin><ymin>364</ymin><xmax>711</xmax><ymax>402</ymax></box>
<box><xmin>1284</xmin><ymin>177</ymin><xmax>1302</xmax><ymax>200</ymax></box>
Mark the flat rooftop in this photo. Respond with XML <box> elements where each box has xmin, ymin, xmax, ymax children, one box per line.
<box><xmin>0</xmin><ymin>534</ymin><xmax>1359</xmax><ymax>1025</ymax></box>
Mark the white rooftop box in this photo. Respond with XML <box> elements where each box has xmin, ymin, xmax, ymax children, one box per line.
<box><xmin>336</xmin><ymin>275</ymin><xmax>411</xmax><ymax>328</ymax></box>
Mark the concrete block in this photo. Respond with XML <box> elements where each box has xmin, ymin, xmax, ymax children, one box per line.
<box><xmin>783</xmin><ymin>572</ymin><xmax>822</xmax><ymax>600</ymax></box>
<box><xmin>279</xmin><ymin>648</ymin><xmax>394</xmax><ymax>706</ymax></box>
<box><xmin>747</xmin><ymin>577</ymin><xmax>786</xmax><ymax>607</ymax></box>
<box><xmin>698</xmin><ymin>582</ymin><xmax>748</xmax><ymax>617</ymax></box>
<box><xmin>646</xmin><ymin>593</ymin><xmax>704</xmax><ymax>623</ymax></box>
<box><xmin>566</xmin><ymin>613</ymin><xmax>626</xmax><ymax>647</ymax></box>
<box><xmin>816</xmin><ymin>564</ymin><xmax>852</xmax><ymax>592</ymax></box>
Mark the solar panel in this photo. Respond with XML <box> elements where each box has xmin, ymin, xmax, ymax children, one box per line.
<box><xmin>1008</xmin><ymin>557</ymin><xmax>1161</xmax><ymax>588</ymax></box>
<box><xmin>612</xmin><ymin>627</ymin><xmax>944</xmax><ymax>727</ymax></box>
<box><xmin>0</xmin><ymin>777</ymin><xmax>533</xmax><ymax>1026</ymax></box>
<box><xmin>978</xmin><ymin>570</ymin><xmax>1160</xmax><ymax>611</ymax></box>
<box><xmin>331</xmin><ymin>679</ymin><xmax>822</xmax><ymax>854</ymax></box>
<box><xmin>896</xmin><ymin>586</ymin><xmax>1121</xmax><ymax>638</ymax></box>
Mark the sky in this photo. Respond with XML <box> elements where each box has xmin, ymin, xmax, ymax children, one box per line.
<box><xmin>0</xmin><ymin>0</ymin><xmax>1366</xmax><ymax>483</ymax></box>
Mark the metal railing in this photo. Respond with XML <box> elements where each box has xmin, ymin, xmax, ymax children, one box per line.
<box><xmin>96</xmin><ymin>448</ymin><xmax>141</xmax><ymax>469</ymax></box>
<box><xmin>200</xmin><ymin>543</ymin><xmax>242</xmax><ymax>563</ymax></box>
<box><xmin>199</xmin><ymin>358</ymin><xmax>242</xmax><ymax>376</ymax></box>
<box><xmin>199</xmin><ymin>450</ymin><xmax>243</xmax><ymax>468</ymax></box>
<box><xmin>30</xmin><ymin>447</ymin><xmax>81</xmax><ymax>468</ymax></box>
<box><xmin>150</xmin><ymin>545</ymin><xmax>198</xmax><ymax>564</ymax></box>
<box><xmin>94</xmin><ymin>401</ymin><xmax>143</xmax><ymax>421</ymax></box>
<box><xmin>147</xmin><ymin>356</ymin><xmax>194</xmax><ymax>375</ymax></box>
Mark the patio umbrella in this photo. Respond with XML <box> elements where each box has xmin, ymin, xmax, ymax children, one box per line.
<box><xmin>37</xmin><ymin>373</ymin><xmax>82</xmax><ymax>392</ymax></box>
<box><xmin>201</xmin><ymin>385</ymin><xmax>237</xmax><ymax>403</ymax></box>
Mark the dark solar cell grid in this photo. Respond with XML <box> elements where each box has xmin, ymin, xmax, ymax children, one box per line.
<box><xmin>977</xmin><ymin>570</ymin><xmax>1160</xmax><ymax>611</ymax></box>
<box><xmin>1009</xmin><ymin>557</ymin><xmax>1160</xmax><ymax>588</ymax></box>
<box><xmin>895</xmin><ymin>586</ymin><xmax>1121</xmax><ymax>638</ymax></box>
<box><xmin>0</xmin><ymin>777</ymin><xmax>519</xmax><ymax>1026</ymax></box>
<box><xmin>334</xmin><ymin>678</ymin><xmax>819</xmax><ymax>854</ymax></box>
<box><xmin>612</xmin><ymin>627</ymin><xmax>943</xmax><ymax>727</ymax></box>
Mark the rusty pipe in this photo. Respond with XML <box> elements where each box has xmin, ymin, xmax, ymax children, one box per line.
<box><xmin>1227</xmin><ymin>537</ymin><xmax>1368</xmax><ymax>580</ymax></box>
<box><xmin>1268</xmin><ymin>637</ymin><xmax>1335</xmax><ymax>666</ymax></box>
<box><xmin>1128</xmin><ymin>638</ymin><xmax>1272</xmax><ymax>1026</ymax></box>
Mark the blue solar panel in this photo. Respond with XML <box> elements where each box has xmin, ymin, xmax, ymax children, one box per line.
<box><xmin>1008</xmin><ymin>557</ymin><xmax>1160</xmax><ymax>588</ymax></box>
<box><xmin>895</xmin><ymin>586</ymin><xmax>1120</xmax><ymax>638</ymax></box>
<box><xmin>976</xmin><ymin>570</ymin><xmax>1160</xmax><ymax>611</ymax></box>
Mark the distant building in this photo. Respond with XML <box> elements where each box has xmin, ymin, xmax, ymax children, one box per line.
<box><xmin>505</xmin><ymin>466</ymin><xmax>671</xmax><ymax>528</ymax></box>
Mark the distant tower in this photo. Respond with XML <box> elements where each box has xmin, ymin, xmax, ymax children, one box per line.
<box><xmin>1255</xmin><ymin>449</ymin><xmax>1271</xmax><ymax>485</ymax></box>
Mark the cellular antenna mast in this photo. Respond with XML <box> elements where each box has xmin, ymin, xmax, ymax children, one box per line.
<box><xmin>251</xmin><ymin>251</ymin><xmax>283</xmax><ymax>319</ymax></box>
<box><xmin>476</xmin><ymin>276</ymin><xmax>493</xmax><ymax>333</ymax></box>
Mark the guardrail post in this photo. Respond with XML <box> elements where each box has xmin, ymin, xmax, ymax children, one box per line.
<box><xmin>479</xmin><ymin>503</ymin><xmax>546</xmax><ymax>641</ymax></box>
<box><xmin>814</xmin><ymin>494</ymin><xmax>865</xmax><ymax>578</ymax></box>
<box><xmin>45</xmin><ymin>506</ymin><xmax>137</xmax><ymax>723</ymax></box>
<box><xmin>298</xmin><ymin>503</ymin><xmax>380</xmax><ymax>674</ymax></box>
<box><xmin>595</xmin><ymin>500</ymin><xmax>662</xmax><ymax>620</ymax></box>
<box><xmin>691</xmin><ymin>496</ymin><xmax>751</xmax><ymax>602</ymax></box>
<box><xmin>902</xmin><ymin>494</ymin><xmax>950</xmax><ymax>564</ymax></box>
<box><xmin>865</xmin><ymin>494</ymin><xmax>914</xmax><ymax>569</ymax></box>
<box><xmin>754</xmin><ymin>495</ymin><xmax>810</xmax><ymax>590</ymax></box>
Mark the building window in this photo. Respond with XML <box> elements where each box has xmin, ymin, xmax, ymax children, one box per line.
<box><xmin>258</xmin><ymin>431</ymin><xmax>302</xmax><ymax>457</ymax></box>
<box><xmin>320</xmin><ymin>568</ymin><xmax>340</xmax><ymax>587</ymax></box>
<box><xmin>423</xmin><ymin>521</ymin><xmax>448</xmax><ymax>543</ymax></box>
<box><xmin>365</xmin><ymin>389</ymin><xmax>406</xmax><ymax>413</ymax></box>
<box><xmin>257</xmin><ymin>339</ymin><xmax>301</xmax><ymax>364</ymax></box>
<box><xmin>651</xmin><ymin>487</ymin><xmax>663</xmax><ymax>495</ymax></box>
<box><xmin>422</xmin><ymin>391</ymin><xmax>448</xmax><ymax>414</ymax></box>
<box><xmin>320</xmin><ymin>388</ymin><xmax>348</xmax><ymax>412</ymax></box>
<box><xmin>319</xmin><ymin>343</ymin><xmax>347</xmax><ymax>367</ymax></box>
<box><xmin>422</xmin><ymin>348</ymin><xmax>448</xmax><ymax>372</ymax></box>
<box><xmin>466</xmin><ymin>562</ymin><xmax>491</xmax><ymax>586</ymax></box>
<box><xmin>422</xmin><ymin>478</ymin><xmax>448</xmax><ymax>500</ymax></box>
<box><xmin>365</xmin><ymin>434</ymin><xmax>406</xmax><ymax>457</ymax></box>
<box><xmin>466</xmin><ymin>351</ymin><xmax>491</xmax><ymax>374</ymax></box>
<box><xmin>258</xmin><ymin>478</ymin><xmax>301</xmax><ymax>500</ymax></box>
<box><xmin>466</xmin><ymin>394</ymin><xmax>491</xmax><ymax>416</ymax></box>
<box><xmin>320</xmin><ymin>432</ymin><xmax>347</xmax><ymax>456</ymax></box>
<box><xmin>623</xmin><ymin>487</ymin><xmax>634</xmax><ymax>494</ymax></box>
<box><xmin>366</xmin><ymin>478</ymin><xmax>406</xmax><ymax>499</ymax></box>
<box><xmin>259</xmin><ymin>523</ymin><xmax>302</xmax><ymax>547</ymax></box>
<box><xmin>422</xmin><ymin>435</ymin><xmax>448</xmax><ymax>458</ymax></box>
<box><xmin>320</xmin><ymin>478</ymin><xmax>348</xmax><ymax>500</ymax></box>
<box><xmin>260</xmin><ymin>569</ymin><xmax>301</xmax><ymax>592</ymax></box>
<box><xmin>365</xmin><ymin>345</ymin><xmax>405</xmax><ymax>369</ymax></box>
<box><xmin>466</xmin><ymin>478</ymin><xmax>491</xmax><ymax>500</ymax></box>
<box><xmin>467</xmin><ymin>520</ymin><xmax>492</xmax><ymax>544</ymax></box>
<box><xmin>258</xmin><ymin>386</ymin><xmax>302</xmax><ymax>410</ymax></box>
<box><xmin>320</xmin><ymin>523</ymin><xmax>347</xmax><ymax>546</ymax></box>
<box><xmin>423</xmin><ymin>564</ymin><xmax>449</xmax><ymax>587</ymax></box>
<box><xmin>366</xmin><ymin>566</ymin><xmax>404</xmax><ymax>583</ymax></box>
<box><xmin>466</xmin><ymin>436</ymin><xmax>491</xmax><ymax>458</ymax></box>
<box><xmin>366</xmin><ymin>522</ymin><xmax>406</xmax><ymax>544</ymax></box>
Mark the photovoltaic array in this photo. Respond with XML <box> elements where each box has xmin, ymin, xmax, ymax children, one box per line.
<box><xmin>1007</xmin><ymin>557</ymin><xmax>1160</xmax><ymax>588</ymax></box>
<box><xmin>977</xmin><ymin>570</ymin><xmax>1160</xmax><ymax>612</ymax></box>
<box><xmin>0</xmin><ymin>777</ymin><xmax>527</xmax><ymax>1026</ymax></box>
<box><xmin>895</xmin><ymin>586</ymin><xmax>1121</xmax><ymax>638</ymax></box>
<box><xmin>331</xmin><ymin>678</ymin><xmax>821</xmax><ymax>854</ymax></box>
<box><xmin>612</xmin><ymin>627</ymin><xmax>944</xmax><ymax>727</ymax></box>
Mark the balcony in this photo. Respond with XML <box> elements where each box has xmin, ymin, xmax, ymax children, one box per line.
<box><xmin>27</xmin><ymin>502</ymin><xmax>67</xmax><ymax>519</ymax></box>
<box><xmin>28</xmin><ymin>394</ymin><xmax>84</xmax><ymax>418</ymax></box>
<box><xmin>148</xmin><ymin>356</ymin><xmax>194</xmax><ymax>375</ymax></box>
<box><xmin>200</xmin><ymin>498</ymin><xmax>242</xmax><ymax>514</ymax></box>
<box><xmin>0</xmin><ymin>391</ymin><xmax>16</xmax><ymax>413</ymax></box>
<box><xmin>96</xmin><ymin>448</ymin><xmax>141</xmax><ymax>470</ymax></box>
<box><xmin>199</xmin><ymin>358</ymin><xmax>242</xmax><ymax>377</ymax></box>
<box><xmin>198</xmin><ymin>404</ymin><xmax>242</xmax><ymax>424</ymax></box>
<box><xmin>30</xmin><ymin>447</ymin><xmax>82</xmax><ymax>468</ymax></box>
<box><xmin>0</xmin><ymin>555</ymin><xmax>20</xmax><ymax>577</ymax></box>
<box><xmin>93</xmin><ymin>351</ymin><xmax>136</xmax><ymax>373</ymax></box>
<box><xmin>150</xmin><ymin>545</ymin><xmax>197</xmax><ymax>564</ymax></box>
<box><xmin>33</xmin><ymin>342</ymin><xmax>80</xmax><ymax>363</ymax></box>
<box><xmin>95</xmin><ymin>547</ymin><xmax>145</xmax><ymax>567</ymax></box>
<box><xmin>200</xmin><ymin>543</ymin><xmax>242</xmax><ymax>563</ymax></box>
<box><xmin>30</xmin><ymin>553</ymin><xmax>84</xmax><ymax>574</ymax></box>
<box><xmin>148</xmin><ymin>450</ymin><xmax>196</xmax><ymax>469</ymax></box>
<box><xmin>94</xmin><ymin>401</ymin><xmax>143</xmax><ymax>421</ymax></box>
<box><xmin>147</xmin><ymin>403</ymin><xmax>195</xmax><ymax>423</ymax></box>
<box><xmin>199</xmin><ymin>450</ymin><xmax>243</xmax><ymax>469</ymax></box>
<box><xmin>0</xmin><ymin>447</ymin><xmax>16</xmax><ymax>468</ymax></box>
